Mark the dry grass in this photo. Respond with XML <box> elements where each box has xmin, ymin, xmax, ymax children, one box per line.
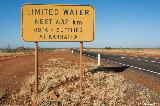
<box><xmin>11</xmin><ymin>58</ymin><xmax>160</xmax><ymax>105</ymax></box>
<box><xmin>0</xmin><ymin>90</ymin><xmax>6</xmax><ymax>100</ymax></box>
<box><xmin>0</xmin><ymin>89</ymin><xmax>7</xmax><ymax>105</ymax></box>
<box><xmin>88</xmin><ymin>48</ymin><xmax>160</xmax><ymax>58</ymax></box>
<box><xmin>0</xmin><ymin>52</ymin><xmax>32</xmax><ymax>58</ymax></box>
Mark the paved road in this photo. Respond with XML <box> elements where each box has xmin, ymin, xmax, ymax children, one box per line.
<box><xmin>72</xmin><ymin>49</ymin><xmax>160</xmax><ymax>75</ymax></box>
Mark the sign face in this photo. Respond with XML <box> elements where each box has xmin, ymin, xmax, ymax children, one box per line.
<box><xmin>21</xmin><ymin>4</ymin><xmax>95</xmax><ymax>42</ymax></box>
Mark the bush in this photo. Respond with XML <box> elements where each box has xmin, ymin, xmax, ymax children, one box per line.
<box><xmin>105</xmin><ymin>47</ymin><xmax>112</xmax><ymax>49</ymax></box>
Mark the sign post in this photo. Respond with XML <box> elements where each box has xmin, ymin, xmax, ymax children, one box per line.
<box><xmin>80</xmin><ymin>42</ymin><xmax>83</xmax><ymax>95</ymax></box>
<box><xmin>35</xmin><ymin>42</ymin><xmax>38</xmax><ymax>93</ymax></box>
<box><xmin>21</xmin><ymin>4</ymin><xmax>95</xmax><ymax>95</ymax></box>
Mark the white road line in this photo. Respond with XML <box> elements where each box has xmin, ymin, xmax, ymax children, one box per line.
<box><xmin>134</xmin><ymin>67</ymin><xmax>138</xmax><ymax>69</ymax></box>
<box><xmin>152</xmin><ymin>71</ymin><xmax>158</xmax><ymax>74</ymax></box>
<box><xmin>132</xmin><ymin>67</ymin><xmax>160</xmax><ymax>75</ymax></box>
<box><xmin>146</xmin><ymin>70</ymin><xmax>150</xmax><ymax>72</ymax></box>
<box><xmin>130</xmin><ymin>66</ymin><xmax>134</xmax><ymax>68</ymax></box>
<box><xmin>121</xmin><ymin>57</ymin><xmax>125</xmax><ymax>59</ymax></box>
<box><xmin>138</xmin><ymin>68</ymin><xmax>142</xmax><ymax>70</ymax></box>
<box><xmin>121</xmin><ymin>56</ymin><xmax>160</xmax><ymax>64</ymax></box>
<box><xmin>123</xmin><ymin>64</ymin><xmax>126</xmax><ymax>66</ymax></box>
<box><xmin>143</xmin><ymin>69</ymin><xmax>160</xmax><ymax>75</ymax></box>
<box><xmin>151</xmin><ymin>61</ymin><xmax>156</xmax><ymax>63</ymax></box>
<box><xmin>149</xmin><ymin>70</ymin><xmax>154</xmax><ymax>73</ymax></box>
<box><xmin>157</xmin><ymin>73</ymin><xmax>160</xmax><ymax>75</ymax></box>
<box><xmin>115</xmin><ymin>62</ymin><xmax>118</xmax><ymax>63</ymax></box>
<box><xmin>119</xmin><ymin>63</ymin><xmax>122</xmax><ymax>64</ymax></box>
<box><xmin>127</xmin><ymin>65</ymin><xmax>130</xmax><ymax>66</ymax></box>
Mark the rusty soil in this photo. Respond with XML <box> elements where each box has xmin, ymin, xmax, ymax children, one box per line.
<box><xmin>0</xmin><ymin>49</ymin><xmax>159</xmax><ymax>104</ymax></box>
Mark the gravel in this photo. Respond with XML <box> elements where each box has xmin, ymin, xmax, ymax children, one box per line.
<box><xmin>11</xmin><ymin>58</ymin><xmax>160</xmax><ymax>106</ymax></box>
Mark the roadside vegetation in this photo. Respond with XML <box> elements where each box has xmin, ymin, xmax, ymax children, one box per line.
<box><xmin>0</xmin><ymin>90</ymin><xmax>6</xmax><ymax>100</ymax></box>
<box><xmin>0</xmin><ymin>46</ymin><xmax>58</xmax><ymax>53</ymax></box>
<box><xmin>0</xmin><ymin>49</ymin><xmax>160</xmax><ymax>105</ymax></box>
<box><xmin>0</xmin><ymin>89</ymin><xmax>7</xmax><ymax>104</ymax></box>
<box><xmin>11</xmin><ymin>57</ymin><xmax>160</xmax><ymax>105</ymax></box>
<box><xmin>0</xmin><ymin>46</ymin><xmax>58</xmax><ymax>58</ymax></box>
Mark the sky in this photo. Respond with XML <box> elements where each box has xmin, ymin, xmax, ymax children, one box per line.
<box><xmin>0</xmin><ymin>0</ymin><xmax>160</xmax><ymax>48</ymax></box>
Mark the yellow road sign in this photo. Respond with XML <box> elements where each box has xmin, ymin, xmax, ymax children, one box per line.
<box><xmin>21</xmin><ymin>4</ymin><xmax>95</xmax><ymax>42</ymax></box>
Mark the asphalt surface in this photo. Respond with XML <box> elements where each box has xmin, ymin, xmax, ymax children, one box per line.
<box><xmin>72</xmin><ymin>49</ymin><xmax>160</xmax><ymax>75</ymax></box>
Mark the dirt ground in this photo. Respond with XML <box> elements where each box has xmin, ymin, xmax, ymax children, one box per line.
<box><xmin>0</xmin><ymin>49</ymin><xmax>160</xmax><ymax>105</ymax></box>
<box><xmin>121</xmin><ymin>68</ymin><xmax>160</xmax><ymax>92</ymax></box>
<box><xmin>0</xmin><ymin>50</ymin><xmax>68</xmax><ymax>93</ymax></box>
<box><xmin>100</xmin><ymin>61</ymin><xmax>160</xmax><ymax>93</ymax></box>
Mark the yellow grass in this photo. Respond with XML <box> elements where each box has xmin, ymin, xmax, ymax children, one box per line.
<box><xmin>89</xmin><ymin>48</ymin><xmax>160</xmax><ymax>58</ymax></box>
<box><xmin>11</xmin><ymin>58</ymin><xmax>160</xmax><ymax>105</ymax></box>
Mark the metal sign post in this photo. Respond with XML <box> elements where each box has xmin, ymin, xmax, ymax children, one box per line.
<box><xmin>35</xmin><ymin>42</ymin><xmax>38</xmax><ymax>93</ymax></box>
<box><xmin>80</xmin><ymin>42</ymin><xmax>83</xmax><ymax>95</ymax></box>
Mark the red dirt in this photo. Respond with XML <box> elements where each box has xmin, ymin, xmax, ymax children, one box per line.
<box><xmin>0</xmin><ymin>51</ymin><xmax>72</xmax><ymax>93</ymax></box>
<box><xmin>120</xmin><ymin>68</ymin><xmax>160</xmax><ymax>93</ymax></box>
<box><xmin>0</xmin><ymin>49</ymin><xmax>159</xmax><ymax>103</ymax></box>
<box><xmin>0</xmin><ymin>50</ymin><xmax>97</xmax><ymax>94</ymax></box>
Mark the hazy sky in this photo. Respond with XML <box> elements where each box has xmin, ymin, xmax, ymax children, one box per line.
<box><xmin>0</xmin><ymin>0</ymin><xmax>160</xmax><ymax>48</ymax></box>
